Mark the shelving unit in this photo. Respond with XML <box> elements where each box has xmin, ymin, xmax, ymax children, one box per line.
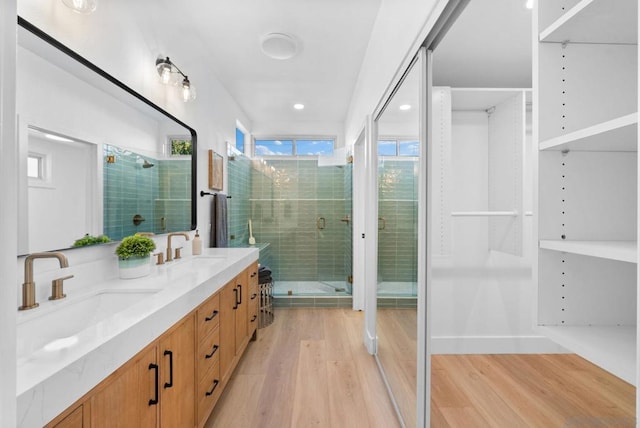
<box><xmin>535</xmin><ymin>0</ymin><xmax>638</xmax><ymax>390</ymax></box>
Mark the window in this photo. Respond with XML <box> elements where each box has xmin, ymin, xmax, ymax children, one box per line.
<box><xmin>254</xmin><ymin>137</ymin><xmax>335</xmax><ymax>156</ymax></box>
<box><xmin>27</xmin><ymin>154</ymin><xmax>43</xmax><ymax>179</ymax></box>
<box><xmin>378</xmin><ymin>138</ymin><xmax>419</xmax><ymax>157</ymax></box>
<box><xmin>236</xmin><ymin>127</ymin><xmax>245</xmax><ymax>154</ymax></box>
<box><xmin>168</xmin><ymin>136</ymin><xmax>192</xmax><ymax>156</ymax></box>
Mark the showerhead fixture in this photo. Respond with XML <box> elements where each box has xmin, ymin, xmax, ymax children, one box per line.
<box><xmin>143</xmin><ymin>160</ymin><xmax>154</xmax><ymax>168</ymax></box>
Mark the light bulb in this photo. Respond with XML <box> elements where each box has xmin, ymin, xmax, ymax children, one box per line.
<box><xmin>62</xmin><ymin>0</ymin><xmax>97</xmax><ymax>14</ymax></box>
<box><xmin>161</xmin><ymin>65</ymin><xmax>171</xmax><ymax>84</ymax></box>
<box><xmin>182</xmin><ymin>77</ymin><xmax>196</xmax><ymax>102</ymax></box>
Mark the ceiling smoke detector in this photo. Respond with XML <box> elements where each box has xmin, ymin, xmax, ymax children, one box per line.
<box><xmin>260</xmin><ymin>33</ymin><xmax>300</xmax><ymax>60</ymax></box>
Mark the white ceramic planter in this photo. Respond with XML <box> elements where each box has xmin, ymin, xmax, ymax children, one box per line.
<box><xmin>118</xmin><ymin>255</ymin><xmax>151</xmax><ymax>279</ymax></box>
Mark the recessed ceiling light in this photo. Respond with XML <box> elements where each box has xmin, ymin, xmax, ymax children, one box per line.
<box><xmin>525</xmin><ymin>0</ymin><xmax>534</xmax><ymax>9</ymax></box>
<box><xmin>260</xmin><ymin>33</ymin><xmax>300</xmax><ymax>60</ymax></box>
<box><xmin>399</xmin><ymin>104</ymin><xmax>411</xmax><ymax>111</ymax></box>
<box><xmin>293</xmin><ymin>103</ymin><xmax>305</xmax><ymax>110</ymax></box>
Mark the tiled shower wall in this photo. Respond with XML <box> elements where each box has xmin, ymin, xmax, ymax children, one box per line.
<box><xmin>378</xmin><ymin>158</ymin><xmax>418</xmax><ymax>284</ymax></box>
<box><xmin>228</xmin><ymin>156</ymin><xmax>352</xmax><ymax>283</ymax></box>
<box><xmin>103</xmin><ymin>144</ymin><xmax>190</xmax><ymax>240</ymax></box>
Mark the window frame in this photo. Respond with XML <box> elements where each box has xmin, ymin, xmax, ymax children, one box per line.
<box><xmin>377</xmin><ymin>135</ymin><xmax>420</xmax><ymax>158</ymax></box>
<box><xmin>252</xmin><ymin>135</ymin><xmax>337</xmax><ymax>158</ymax></box>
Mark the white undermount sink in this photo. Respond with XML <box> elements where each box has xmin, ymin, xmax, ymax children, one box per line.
<box><xmin>17</xmin><ymin>289</ymin><xmax>160</xmax><ymax>363</ymax></box>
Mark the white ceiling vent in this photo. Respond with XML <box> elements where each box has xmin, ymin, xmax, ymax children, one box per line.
<box><xmin>260</xmin><ymin>33</ymin><xmax>300</xmax><ymax>60</ymax></box>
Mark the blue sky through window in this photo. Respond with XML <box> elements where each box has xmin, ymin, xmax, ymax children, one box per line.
<box><xmin>255</xmin><ymin>139</ymin><xmax>294</xmax><ymax>156</ymax></box>
<box><xmin>236</xmin><ymin>128</ymin><xmax>245</xmax><ymax>153</ymax></box>
<box><xmin>296</xmin><ymin>139</ymin><xmax>334</xmax><ymax>155</ymax></box>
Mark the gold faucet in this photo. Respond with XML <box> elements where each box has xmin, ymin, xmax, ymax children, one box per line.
<box><xmin>166</xmin><ymin>232</ymin><xmax>190</xmax><ymax>262</ymax></box>
<box><xmin>19</xmin><ymin>252</ymin><xmax>72</xmax><ymax>311</ymax></box>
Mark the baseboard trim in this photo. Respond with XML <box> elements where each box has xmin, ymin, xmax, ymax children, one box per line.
<box><xmin>431</xmin><ymin>335</ymin><xmax>568</xmax><ymax>354</ymax></box>
<box><xmin>364</xmin><ymin>330</ymin><xmax>377</xmax><ymax>355</ymax></box>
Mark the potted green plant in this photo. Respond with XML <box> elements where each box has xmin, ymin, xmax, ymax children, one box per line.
<box><xmin>115</xmin><ymin>234</ymin><xmax>156</xmax><ymax>279</ymax></box>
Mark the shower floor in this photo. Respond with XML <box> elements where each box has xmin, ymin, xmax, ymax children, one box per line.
<box><xmin>274</xmin><ymin>281</ymin><xmax>351</xmax><ymax>296</ymax></box>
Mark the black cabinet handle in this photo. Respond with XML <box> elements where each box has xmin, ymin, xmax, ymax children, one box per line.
<box><xmin>233</xmin><ymin>288</ymin><xmax>239</xmax><ymax>310</ymax></box>
<box><xmin>164</xmin><ymin>350</ymin><xmax>173</xmax><ymax>388</ymax></box>
<box><xmin>251</xmin><ymin>315</ymin><xmax>257</xmax><ymax>323</ymax></box>
<box><xmin>205</xmin><ymin>379</ymin><xmax>220</xmax><ymax>396</ymax></box>
<box><xmin>251</xmin><ymin>293</ymin><xmax>257</xmax><ymax>300</ymax></box>
<box><xmin>205</xmin><ymin>310</ymin><xmax>219</xmax><ymax>321</ymax></box>
<box><xmin>148</xmin><ymin>363</ymin><xmax>159</xmax><ymax>406</ymax></box>
<box><xmin>238</xmin><ymin>284</ymin><xmax>242</xmax><ymax>305</ymax></box>
<box><xmin>251</xmin><ymin>271</ymin><xmax>257</xmax><ymax>278</ymax></box>
<box><xmin>205</xmin><ymin>344</ymin><xmax>219</xmax><ymax>359</ymax></box>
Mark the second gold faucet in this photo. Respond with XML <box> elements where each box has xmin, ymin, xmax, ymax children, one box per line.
<box><xmin>166</xmin><ymin>232</ymin><xmax>190</xmax><ymax>262</ymax></box>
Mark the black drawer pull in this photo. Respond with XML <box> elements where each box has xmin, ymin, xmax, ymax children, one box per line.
<box><xmin>163</xmin><ymin>350</ymin><xmax>173</xmax><ymax>388</ymax></box>
<box><xmin>205</xmin><ymin>345</ymin><xmax>219</xmax><ymax>359</ymax></box>
<box><xmin>251</xmin><ymin>315</ymin><xmax>257</xmax><ymax>323</ymax></box>
<box><xmin>250</xmin><ymin>271</ymin><xmax>257</xmax><ymax>277</ymax></box>
<box><xmin>148</xmin><ymin>363</ymin><xmax>159</xmax><ymax>406</ymax></box>
<box><xmin>206</xmin><ymin>379</ymin><xmax>220</xmax><ymax>396</ymax></box>
<box><xmin>205</xmin><ymin>310</ymin><xmax>219</xmax><ymax>322</ymax></box>
<box><xmin>251</xmin><ymin>293</ymin><xmax>257</xmax><ymax>300</ymax></box>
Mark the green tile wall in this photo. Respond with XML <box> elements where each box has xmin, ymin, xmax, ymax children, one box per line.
<box><xmin>250</xmin><ymin>159</ymin><xmax>352</xmax><ymax>283</ymax></box>
<box><xmin>103</xmin><ymin>144</ymin><xmax>191</xmax><ymax>240</ymax></box>
<box><xmin>228</xmin><ymin>153</ymin><xmax>252</xmax><ymax>246</ymax></box>
<box><xmin>377</xmin><ymin>159</ymin><xmax>418</xmax><ymax>284</ymax></box>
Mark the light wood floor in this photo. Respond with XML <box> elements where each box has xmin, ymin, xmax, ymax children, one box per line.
<box><xmin>205</xmin><ymin>308</ymin><xmax>636</xmax><ymax>428</ymax></box>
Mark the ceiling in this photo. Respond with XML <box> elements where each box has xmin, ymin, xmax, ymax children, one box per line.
<box><xmin>433</xmin><ymin>0</ymin><xmax>533</xmax><ymax>88</ymax></box>
<box><xmin>153</xmin><ymin>0</ymin><xmax>532</xmax><ymax>133</ymax></box>
<box><xmin>172</xmin><ymin>0</ymin><xmax>382</xmax><ymax>129</ymax></box>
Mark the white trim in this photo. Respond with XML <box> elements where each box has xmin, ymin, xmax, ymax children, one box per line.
<box><xmin>352</xmin><ymin>126</ymin><xmax>366</xmax><ymax>312</ymax></box>
<box><xmin>432</xmin><ymin>335</ymin><xmax>568</xmax><ymax>354</ymax></box>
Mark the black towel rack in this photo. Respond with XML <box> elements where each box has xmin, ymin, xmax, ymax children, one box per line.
<box><xmin>200</xmin><ymin>191</ymin><xmax>231</xmax><ymax>198</ymax></box>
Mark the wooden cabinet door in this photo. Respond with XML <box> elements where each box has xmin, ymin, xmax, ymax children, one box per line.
<box><xmin>91</xmin><ymin>346</ymin><xmax>158</xmax><ymax>428</ymax></box>
<box><xmin>219</xmin><ymin>280</ymin><xmax>237</xmax><ymax>380</ymax></box>
<box><xmin>159</xmin><ymin>314</ymin><xmax>195</xmax><ymax>428</ymax></box>
<box><xmin>234</xmin><ymin>269</ymin><xmax>248</xmax><ymax>348</ymax></box>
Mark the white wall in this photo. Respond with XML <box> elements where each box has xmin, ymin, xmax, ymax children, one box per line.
<box><xmin>0</xmin><ymin>0</ymin><xmax>18</xmax><ymax>424</ymax></box>
<box><xmin>430</xmin><ymin>108</ymin><xmax>562</xmax><ymax>353</ymax></box>
<box><xmin>344</xmin><ymin>0</ymin><xmax>443</xmax><ymax>145</ymax></box>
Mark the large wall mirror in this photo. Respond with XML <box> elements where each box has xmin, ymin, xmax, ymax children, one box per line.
<box><xmin>16</xmin><ymin>18</ymin><xmax>197</xmax><ymax>255</ymax></box>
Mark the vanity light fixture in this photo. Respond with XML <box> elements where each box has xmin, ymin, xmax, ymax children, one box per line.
<box><xmin>61</xmin><ymin>0</ymin><xmax>98</xmax><ymax>14</ymax></box>
<box><xmin>155</xmin><ymin>56</ymin><xmax>196</xmax><ymax>102</ymax></box>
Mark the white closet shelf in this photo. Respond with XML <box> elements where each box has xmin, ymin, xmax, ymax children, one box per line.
<box><xmin>539</xmin><ymin>113</ymin><xmax>638</xmax><ymax>152</ymax></box>
<box><xmin>539</xmin><ymin>240</ymin><xmax>637</xmax><ymax>263</ymax></box>
<box><xmin>539</xmin><ymin>0</ymin><xmax>638</xmax><ymax>44</ymax></box>
<box><xmin>537</xmin><ymin>325</ymin><xmax>636</xmax><ymax>385</ymax></box>
<box><xmin>451</xmin><ymin>211</ymin><xmax>518</xmax><ymax>217</ymax></box>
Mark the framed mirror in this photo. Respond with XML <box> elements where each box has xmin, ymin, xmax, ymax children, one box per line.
<box><xmin>16</xmin><ymin>17</ymin><xmax>197</xmax><ymax>255</ymax></box>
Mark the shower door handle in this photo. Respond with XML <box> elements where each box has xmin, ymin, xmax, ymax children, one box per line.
<box><xmin>316</xmin><ymin>217</ymin><xmax>326</xmax><ymax>230</ymax></box>
<box><xmin>378</xmin><ymin>217</ymin><xmax>386</xmax><ymax>230</ymax></box>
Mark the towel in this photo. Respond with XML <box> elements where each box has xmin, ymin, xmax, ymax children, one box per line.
<box><xmin>211</xmin><ymin>193</ymin><xmax>228</xmax><ymax>248</ymax></box>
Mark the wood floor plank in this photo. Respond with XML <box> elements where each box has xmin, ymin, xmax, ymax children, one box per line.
<box><xmin>441</xmin><ymin>355</ymin><xmax>529</xmax><ymax>427</ymax></box>
<box><xmin>323</xmin><ymin>308</ymin><xmax>354</xmax><ymax>362</ymax></box>
<box><xmin>290</xmin><ymin>340</ymin><xmax>330</xmax><ymax>427</ymax></box>
<box><xmin>326</xmin><ymin>360</ymin><xmax>370</xmax><ymax>428</ymax></box>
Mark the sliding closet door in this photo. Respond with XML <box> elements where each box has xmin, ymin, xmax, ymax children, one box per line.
<box><xmin>374</xmin><ymin>47</ymin><xmax>430</xmax><ymax>428</ymax></box>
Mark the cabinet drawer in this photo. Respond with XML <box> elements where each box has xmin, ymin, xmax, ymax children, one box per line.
<box><xmin>198</xmin><ymin>325</ymin><xmax>220</xmax><ymax>378</ymax></box>
<box><xmin>248</xmin><ymin>262</ymin><xmax>259</xmax><ymax>288</ymax></box>
<box><xmin>197</xmin><ymin>360</ymin><xmax>222</xmax><ymax>425</ymax></box>
<box><xmin>197</xmin><ymin>292</ymin><xmax>220</xmax><ymax>338</ymax></box>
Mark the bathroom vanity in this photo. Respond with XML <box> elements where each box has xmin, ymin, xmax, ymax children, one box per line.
<box><xmin>17</xmin><ymin>247</ymin><xmax>259</xmax><ymax>427</ymax></box>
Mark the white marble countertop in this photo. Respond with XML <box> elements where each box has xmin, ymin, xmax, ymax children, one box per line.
<box><xmin>16</xmin><ymin>247</ymin><xmax>258</xmax><ymax>427</ymax></box>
